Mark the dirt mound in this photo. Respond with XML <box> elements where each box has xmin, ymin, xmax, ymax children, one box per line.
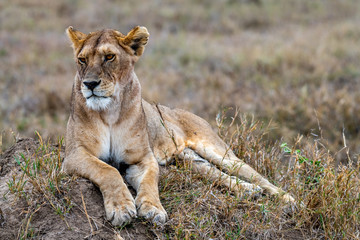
<box><xmin>0</xmin><ymin>138</ymin><xmax>155</xmax><ymax>240</ymax></box>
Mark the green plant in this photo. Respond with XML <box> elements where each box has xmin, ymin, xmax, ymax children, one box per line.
<box><xmin>281</xmin><ymin>142</ymin><xmax>324</xmax><ymax>187</ymax></box>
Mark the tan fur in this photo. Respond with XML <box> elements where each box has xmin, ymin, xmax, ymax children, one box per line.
<box><xmin>63</xmin><ymin>26</ymin><xmax>295</xmax><ymax>226</ymax></box>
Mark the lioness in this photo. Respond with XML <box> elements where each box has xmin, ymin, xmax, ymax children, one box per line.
<box><xmin>63</xmin><ymin>26</ymin><xmax>295</xmax><ymax>226</ymax></box>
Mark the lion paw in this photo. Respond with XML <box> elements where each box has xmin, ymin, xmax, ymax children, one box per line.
<box><xmin>136</xmin><ymin>200</ymin><xmax>168</xmax><ymax>224</ymax></box>
<box><xmin>278</xmin><ymin>192</ymin><xmax>302</xmax><ymax>216</ymax></box>
<box><xmin>230</xmin><ymin>176</ymin><xmax>263</xmax><ymax>199</ymax></box>
<box><xmin>104</xmin><ymin>194</ymin><xmax>137</xmax><ymax>226</ymax></box>
<box><xmin>281</xmin><ymin>193</ymin><xmax>296</xmax><ymax>203</ymax></box>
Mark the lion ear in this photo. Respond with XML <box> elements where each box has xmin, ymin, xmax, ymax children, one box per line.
<box><xmin>66</xmin><ymin>26</ymin><xmax>87</xmax><ymax>50</ymax></box>
<box><xmin>118</xmin><ymin>26</ymin><xmax>149</xmax><ymax>57</ymax></box>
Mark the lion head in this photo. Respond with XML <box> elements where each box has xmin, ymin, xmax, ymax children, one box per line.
<box><xmin>66</xmin><ymin>26</ymin><xmax>149</xmax><ymax>111</ymax></box>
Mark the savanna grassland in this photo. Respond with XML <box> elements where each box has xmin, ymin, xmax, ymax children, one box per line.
<box><xmin>0</xmin><ymin>0</ymin><xmax>359</xmax><ymax>239</ymax></box>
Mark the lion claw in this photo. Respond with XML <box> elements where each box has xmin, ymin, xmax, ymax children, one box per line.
<box><xmin>137</xmin><ymin>201</ymin><xmax>168</xmax><ymax>224</ymax></box>
<box><xmin>105</xmin><ymin>195</ymin><xmax>137</xmax><ymax>226</ymax></box>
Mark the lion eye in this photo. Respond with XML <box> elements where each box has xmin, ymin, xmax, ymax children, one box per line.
<box><xmin>78</xmin><ymin>57</ymin><xmax>86</xmax><ymax>65</ymax></box>
<box><xmin>105</xmin><ymin>54</ymin><xmax>115</xmax><ymax>61</ymax></box>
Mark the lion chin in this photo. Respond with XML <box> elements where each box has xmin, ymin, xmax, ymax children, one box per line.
<box><xmin>81</xmin><ymin>87</ymin><xmax>113</xmax><ymax>111</ymax></box>
<box><xmin>86</xmin><ymin>96</ymin><xmax>112</xmax><ymax>111</ymax></box>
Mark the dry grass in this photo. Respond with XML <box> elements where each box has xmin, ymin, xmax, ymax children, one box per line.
<box><xmin>4</xmin><ymin>117</ymin><xmax>359</xmax><ymax>239</ymax></box>
<box><xmin>6</xmin><ymin>135</ymin><xmax>73</xmax><ymax>238</ymax></box>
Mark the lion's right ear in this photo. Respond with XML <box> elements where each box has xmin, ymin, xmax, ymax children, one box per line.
<box><xmin>66</xmin><ymin>26</ymin><xmax>87</xmax><ymax>50</ymax></box>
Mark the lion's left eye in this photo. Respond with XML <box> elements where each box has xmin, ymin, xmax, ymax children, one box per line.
<box><xmin>105</xmin><ymin>54</ymin><xmax>115</xmax><ymax>61</ymax></box>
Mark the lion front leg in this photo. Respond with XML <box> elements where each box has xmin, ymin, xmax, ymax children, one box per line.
<box><xmin>125</xmin><ymin>154</ymin><xmax>168</xmax><ymax>224</ymax></box>
<box><xmin>63</xmin><ymin>148</ymin><xmax>137</xmax><ymax>226</ymax></box>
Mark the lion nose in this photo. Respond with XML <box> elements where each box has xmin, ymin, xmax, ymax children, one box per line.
<box><xmin>83</xmin><ymin>80</ymin><xmax>101</xmax><ymax>91</ymax></box>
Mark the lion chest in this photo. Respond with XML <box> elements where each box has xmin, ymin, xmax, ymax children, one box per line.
<box><xmin>97</xmin><ymin>124</ymin><xmax>130</xmax><ymax>165</ymax></box>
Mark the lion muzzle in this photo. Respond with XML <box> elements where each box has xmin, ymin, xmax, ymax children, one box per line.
<box><xmin>83</xmin><ymin>80</ymin><xmax>101</xmax><ymax>91</ymax></box>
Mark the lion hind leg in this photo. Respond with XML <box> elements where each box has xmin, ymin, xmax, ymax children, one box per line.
<box><xmin>187</xmin><ymin>140</ymin><xmax>295</xmax><ymax>203</ymax></box>
<box><xmin>178</xmin><ymin>148</ymin><xmax>263</xmax><ymax>199</ymax></box>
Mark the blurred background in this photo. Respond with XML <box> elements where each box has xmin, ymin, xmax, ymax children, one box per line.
<box><xmin>1</xmin><ymin>0</ymin><xmax>360</xmax><ymax>163</ymax></box>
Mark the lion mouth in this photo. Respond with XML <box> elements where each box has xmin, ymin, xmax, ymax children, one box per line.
<box><xmin>84</xmin><ymin>93</ymin><xmax>113</xmax><ymax>111</ymax></box>
<box><xmin>86</xmin><ymin>94</ymin><xmax>108</xmax><ymax>100</ymax></box>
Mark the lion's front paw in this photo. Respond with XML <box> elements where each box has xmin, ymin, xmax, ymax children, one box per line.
<box><xmin>136</xmin><ymin>200</ymin><xmax>168</xmax><ymax>224</ymax></box>
<box><xmin>104</xmin><ymin>193</ymin><xmax>137</xmax><ymax>226</ymax></box>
